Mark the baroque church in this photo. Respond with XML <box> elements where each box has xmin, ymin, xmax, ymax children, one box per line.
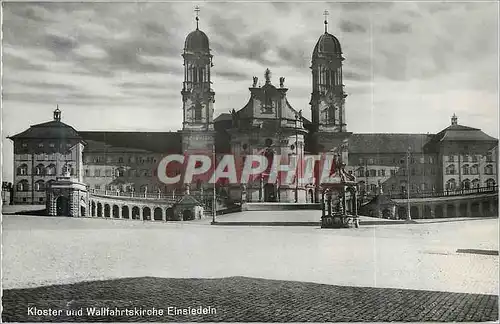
<box><xmin>8</xmin><ymin>13</ymin><xmax>498</xmax><ymax>206</ymax></box>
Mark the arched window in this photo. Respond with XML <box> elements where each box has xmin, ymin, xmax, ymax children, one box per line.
<box><xmin>34</xmin><ymin>164</ymin><xmax>45</xmax><ymax>176</ymax></box>
<box><xmin>472</xmin><ymin>179</ymin><xmax>480</xmax><ymax>188</ymax></box>
<box><xmin>116</xmin><ymin>168</ymin><xmax>124</xmax><ymax>177</ymax></box>
<box><xmin>445</xmin><ymin>164</ymin><xmax>455</xmax><ymax>175</ymax></box>
<box><xmin>17</xmin><ymin>180</ymin><xmax>29</xmax><ymax>192</ymax></box>
<box><xmin>486</xmin><ymin>152</ymin><xmax>493</xmax><ymax>162</ymax></box>
<box><xmin>462</xmin><ymin>179</ymin><xmax>470</xmax><ymax>190</ymax></box>
<box><xmin>486</xmin><ymin>178</ymin><xmax>496</xmax><ymax>188</ymax></box>
<box><xmin>446</xmin><ymin>179</ymin><xmax>456</xmax><ymax>190</ymax></box>
<box><xmin>17</xmin><ymin>164</ymin><xmax>28</xmax><ymax>175</ymax></box>
<box><xmin>462</xmin><ymin>164</ymin><xmax>469</xmax><ymax>175</ymax></box>
<box><xmin>35</xmin><ymin>180</ymin><xmax>45</xmax><ymax>192</ymax></box>
<box><xmin>470</xmin><ymin>164</ymin><xmax>478</xmax><ymax>175</ymax></box>
<box><xmin>194</xmin><ymin>102</ymin><xmax>203</xmax><ymax>122</ymax></box>
<box><xmin>484</xmin><ymin>165</ymin><xmax>493</xmax><ymax>175</ymax></box>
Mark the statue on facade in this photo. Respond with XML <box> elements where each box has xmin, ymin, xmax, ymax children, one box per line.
<box><xmin>252</xmin><ymin>76</ymin><xmax>258</xmax><ymax>87</ymax></box>
<box><xmin>264</xmin><ymin>68</ymin><xmax>271</xmax><ymax>84</ymax></box>
<box><xmin>279</xmin><ymin>77</ymin><xmax>285</xmax><ymax>88</ymax></box>
<box><xmin>231</xmin><ymin>109</ymin><xmax>239</xmax><ymax>127</ymax></box>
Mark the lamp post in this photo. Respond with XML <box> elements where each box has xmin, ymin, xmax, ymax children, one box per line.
<box><xmin>294</xmin><ymin>112</ymin><xmax>299</xmax><ymax>203</ymax></box>
<box><xmin>406</xmin><ymin>147</ymin><xmax>411</xmax><ymax>220</ymax></box>
<box><xmin>212</xmin><ymin>144</ymin><xmax>216</xmax><ymax>224</ymax></box>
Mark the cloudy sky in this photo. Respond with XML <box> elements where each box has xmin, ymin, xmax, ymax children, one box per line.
<box><xmin>1</xmin><ymin>1</ymin><xmax>499</xmax><ymax>181</ymax></box>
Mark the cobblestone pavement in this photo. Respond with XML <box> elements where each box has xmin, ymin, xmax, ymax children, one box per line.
<box><xmin>2</xmin><ymin>277</ymin><xmax>498</xmax><ymax>322</ymax></box>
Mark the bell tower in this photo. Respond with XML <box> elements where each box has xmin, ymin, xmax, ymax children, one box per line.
<box><xmin>310</xmin><ymin>10</ymin><xmax>347</xmax><ymax>133</ymax></box>
<box><xmin>180</xmin><ymin>6</ymin><xmax>216</xmax><ymax>152</ymax></box>
<box><xmin>309</xmin><ymin>11</ymin><xmax>351</xmax><ymax>159</ymax></box>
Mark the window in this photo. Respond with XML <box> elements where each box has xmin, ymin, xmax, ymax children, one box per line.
<box><xmin>390</xmin><ymin>169</ymin><xmax>396</xmax><ymax>176</ymax></box>
<box><xmin>17</xmin><ymin>164</ymin><xmax>28</xmax><ymax>175</ymax></box>
<box><xmin>194</xmin><ymin>102</ymin><xmax>203</xmax><ymax>121</ymax></box>
<box><xmin>484</xmin><ymin>165</ymin><xmax>493</xmax><ymax>175</ymax></box>
<box><xmin>399</xmin><ymin>158</ymin><xmax>405</xmax><ymax>165</ymax></box>
<box><xmin>463</xmin><ymin>154</ymin><xmax>470</xmax><ymax>162</ymax></box>
<box><xmin>38</xmin><ymin>142</ymin><xmax>44</xmax><ymax>148</ymax></box>
<box><xmin>446</xmin><ymin>179</ymin><xmax>456</xmax><ymax>190</ymax></box>
<box><xmin>358</xmin><ymin>158</ymin><xmax>364</xmax><ymax>165</ymax></box>
<box><xmin>462</xmin><ymin>179</ymin><xmax>471</xmax><ymax>190</ymax></box>
<box><xmin>46</xmin><ymin>164</ymin><xmax>56</xmax><ymax>176</ymax></box>
<box><xmin>49</xmin><ymin>143</ymin><xmax>55</xmax><ymax>148</ymax></box>
<box><xmin>370</xmin><ymin>184</ymin><xmax>377</xmax><ymax>193</ymax></box>
<box><xmin>410</xmin><ymin>157</ymin><xmax>416</xmax><ymax>164</ymax></box>
<box><xmin>84</xmin><ymin>169</ymin><xmax>90</xmax><ymax>177</ymax></box>
<box><xmin>421</xmin><ymin>183</ymin><xmax>427</xmax><ymax>191</ymax></box>
<box><xmin>448</xmin><ymin>154</ymin><xmax>455</xmax><ymax>162</ymax></box>
<box><xmin>462</xmin><ymin>164</ymin><xmax>469</xmax><ymax>175</ymax></box>
<box><xmin>485</xmin><ymin>178</ymin><xmax>496</xmax><ymax>188</ymax></box>
<box><xmin>377</xmin><ymin>169</ymin><xmax>386</xmax><ymax>177</ymax></box>
<box><xmin>94</xmin><ymin>184</ymin><xmax>101</xmax><ymax>190</ymax></box>
<box><xmin>35</xmin><ymin>164</ymin><xmax>45</xmax><ymax>176</ymax></box>
<box><xmin>357</xmin><ymin>168</ymin><xmax>364</xmax><ymax>177</ymax></box>
<box><xmin>368</xmin><ymin>158</ymin><xmax>374</xmax><ymax>165</ymax></box>
<box><xmin>486</xmin><ymin>152</ymin><xmax>493</xmax><ymax>162</ymax></box>
<box><xmin>94</xmin><ymin>169</ymin><xmax>101</xmax><ymax>177</ymax></box>
<box><xmin>118</xmin><ymin>157</ymin><xmax>124</xmax><ymax>163</ymax></box>
<box><xmin>470</xmin><ymin>164</ymin><xmax>478</xmax><ymax>175</ymax></box>
<box><xmin>17</xmin><ymin>180</ymin><xmax>29</xmax><ymax>192</ymax></box>
<box><xmin>471</xmin><ymin>155</ymin><xmax>478</xmax><ymax>162</ymax></box>
<box><xmin>420</xmin><ymin>157</ymin><xmax>425</xmax><ymax>164</ymax></box>
<box><xmin>116</xmin><ymin>169</ymin><xmax>124</xmax><ymax>177</ymax></box>
<box><xmin>472</xmin><ymin>179</ymin><xmax>480</xmax><ymax>188</ymax></box>
<box><xmin>21</xmin><ymin>143</ymin><xmax>28</xmax><ymax>148</ymax></box>
<box><xmin>446</xmin><ymin>164</ymin><xmax>455</xmax><ymax>175</ymax></box>
<box><xmin>35</xmin><ymin>180</ymin><xmax>45</xmax><ymax>192</ymax></box>
<box><xmin>105</xmin><ymin>169</ymin><xmax>112</xmax><ymax>177</ymax></box>
<box><xmin>369</xmin><ymin>169</ymin><xmax>376</xmax><ymax>177</ymax></box>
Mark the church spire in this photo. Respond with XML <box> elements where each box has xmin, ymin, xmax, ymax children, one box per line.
<box><xmin>323</xmin><ymin>9</ymin><xmax>329</xmax><ymax>33</ymax></box>
<box><xmin>194</xmin><ymin>5</ymin><xmax>200</xmax><ymax>30</ymax></box>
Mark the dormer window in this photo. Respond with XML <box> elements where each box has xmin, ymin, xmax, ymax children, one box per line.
<box><xmin>38</xmin><ymin>143</ymin><xmax>44</xmax><ymax>148</ymax></box>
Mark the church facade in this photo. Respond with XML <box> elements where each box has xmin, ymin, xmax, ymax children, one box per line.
<box><xmin>8</xmin><ymin>15</ymin><xmax>498</xmax><ymax>205</ymax></box>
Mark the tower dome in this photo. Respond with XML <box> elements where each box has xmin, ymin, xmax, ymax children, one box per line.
<box><xmin>184</xmin><ymin>29</ymin><xmax>210</xmax><ymax>53</ymax></box>
<box><xmin>313</xmin><ymin>32</ymin><xmax>342</xmax><ymax>57</ymax></box>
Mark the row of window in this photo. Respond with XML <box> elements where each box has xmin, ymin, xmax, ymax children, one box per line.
<box><xmin>357</xmin><ymin>167</ymin><xmax>436</xmax><ymax>178</ymax></box>
<box><xmin>357</xmin><ymin>156</ymin><xmax>436</xmax><ymax>165</ymax></box>
<box><xmin>447</xmin><ymin>152</ymin><xmax>494</xmax><ymax>162</ymax></box>
<box><xmin>16</xmin><ymin>164</ymin><xmax>74</xmax><ymax>176</ymax></box>
<box><xmin>20</xmin><ymin>142</ymin><xmax>72</xmax><ymax>149</ymax></box>
<box><xmin>358</xmin><ymin>181</ymin><xmax>432</xmax><ymax>194</ymax></box>
<box><xmin>85</xmin><ymin>156</ymin><xmax>157</xmax><ymax>165</ymax></box>
<box><xmin>445</xmin><ymin>164</ymin><xmax>494</xmax><ymax>175</ymax></box>
<box><xmin>93</xmin><ymin>184</ymin><xmax>164</xmax><ymax>192</ymax></box>
<box><xmin>445</xmin><ymin>178</ymin><xmax>496</xmax><ymax>190</ymax></box>
<box><xmin>16</xmin><ymin>179</ymin><xmax>51</xmax><ymax>192</ymax></box>
<box><xmin>84</xmin><ymin>169</ymin><xmax>156</xmax><ymax>178</ymax></box>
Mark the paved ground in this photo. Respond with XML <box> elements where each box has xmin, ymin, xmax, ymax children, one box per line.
<box><xmin>3</xmin><ymin>214</ymin><xmax>498</xmax><ymax>295</ymax></box>
<box><xmin>2</xmin><ymin>277</ymin><xmax>498</xmax><ymax>322</ymax></box>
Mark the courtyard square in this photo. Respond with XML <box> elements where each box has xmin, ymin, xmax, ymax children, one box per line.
<box><xmin>2</xmin><ymin>213</ymin><xmax>498</xmax><ymax>295</ymax></box>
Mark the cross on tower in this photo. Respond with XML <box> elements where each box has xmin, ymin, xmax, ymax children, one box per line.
<box><xmin>323</xmin><ymin>10</ymin><xmax>329</xmax><ymax>33</ymax></box>
<box><xmin>194</xmin><ymin>6</ymin><xmax>200</xmax><ymax>29</ymax></box>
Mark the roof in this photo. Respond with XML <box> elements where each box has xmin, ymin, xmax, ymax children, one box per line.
<box><xmin>214</xmin><ymin>113</ymin><xmax>232</xmax><ymax>123</ymax></box>
<box><xmin>313</xmin><ymin>32</ymin><xmax>342</xmax><ymax>57</ymax></box>
<box><xmin>8</xmin><ymin>120</ymin><xmax>83</xmax><ymax>141</ymax></box>
<box><xmin>432</xmin><ymin>124</ymin><xmax>497</xmax><ymax>142</ymax></box>
<box><xmin>184</xmin><ymin>29</ymin><xmax>210</xmax><ymax>53</ymax></box>
<box><xmin>79</xmin><ymin>131</ymin><xmax>182</xmax><ymax>154</ymax></box>
<box><xmin>349</xmin><ymin>134</ymin><xmax>432</xmax><ymax>154</ymax></box>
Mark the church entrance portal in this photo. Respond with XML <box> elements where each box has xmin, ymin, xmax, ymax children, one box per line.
<box><xmin>56</xmin><ymin>196</ymin><xmax>70</xmax><ymax>216</ymax></box>
<box><xmin>264</xmin><ymin>183</ymin><xmax>277</xmax><ymax>202</ymax></box>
